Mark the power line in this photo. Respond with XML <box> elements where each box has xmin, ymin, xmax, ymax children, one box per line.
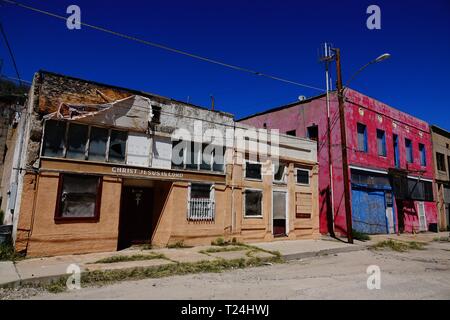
<box><xmin>1</xmin><ymin>0</ymin><xmax>325</xmax><ymax>92</ymax></box>
<box><xmin>0</xmin><ymin>21</ymin><xmax>22</xmax><ymax>85</ymax></box>
<box><xmin>0</xmin><ymin>74</ymin><xmax>31</xmax><ymax>84</ymax></box>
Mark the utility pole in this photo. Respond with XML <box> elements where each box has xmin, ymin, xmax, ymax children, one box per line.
<box><xmin>332</xmin><ymin>47</ymin><xmax>354</xmax><ymax>244</ymax></box>
<box><xmin>320</xmin><ymin>43</ymin><xmax>335</xmax><ymax>237</ymax></box>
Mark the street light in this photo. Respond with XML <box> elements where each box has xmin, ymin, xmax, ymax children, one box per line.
<box><xmin>328</xmin><ymin>48</ymin><xmax>391</xmax><ymax>244</ymax></box>
<box><xmin>374</xmin><ymin>53</ymin><xmax>391</xmax><ymax>63</ymax></box>
<box><xmin>345</xmin><ymin>53</ymin><xmax>391</xmax><ymax>88</ymax></box>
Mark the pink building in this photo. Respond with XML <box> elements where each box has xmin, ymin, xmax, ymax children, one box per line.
<box><xmin>240</xmin><ymin>88</ymin><xmax>437</xmax><ymax>236</ymax></box>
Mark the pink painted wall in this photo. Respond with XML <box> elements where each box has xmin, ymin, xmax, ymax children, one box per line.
<box><xmin>240</xmin><ymin>88</ymin><xmax>437</xmax><ymax>235</ymax></box>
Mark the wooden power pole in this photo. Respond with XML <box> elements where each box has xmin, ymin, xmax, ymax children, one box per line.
<box><xmin>332</xmin><ymin>47</ymin><xmax>354</xmax><ymax>244</ymax></box>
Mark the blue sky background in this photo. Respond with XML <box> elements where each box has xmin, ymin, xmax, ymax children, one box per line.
<box><xmin>1</xmin><ymin>0</ymin><xmax>449</xmax><ymax>128</ymax></box>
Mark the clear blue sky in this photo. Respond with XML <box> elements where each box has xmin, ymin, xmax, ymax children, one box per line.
<box><xmin>1</xmin><ymin>0</ymin><xmax>449</xmax><ymax>129</ymax></box>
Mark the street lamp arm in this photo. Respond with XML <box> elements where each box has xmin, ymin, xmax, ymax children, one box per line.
<box><xmin>344</xmin><ymin>53</ymin><xmax>391</xmax><ymax>89</ymax></box>
<box><xmin>344</xmin><ymin>60</ymin><xmax>375</xmax><ymax>89</ymax></box>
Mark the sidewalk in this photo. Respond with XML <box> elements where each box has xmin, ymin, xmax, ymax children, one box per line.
<box><xmin>1</xmin><ymin>232</ymin><xmax>447</xmax><ymax>288</ymax></box>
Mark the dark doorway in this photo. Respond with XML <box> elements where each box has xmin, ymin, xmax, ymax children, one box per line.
<box><xmin>118</xmin><ymin>187</ymin><xmax>153</xmax><ymax>250</ymax></box>
<box><xmin>396</xmin><ymin>199</ymin><xmax>405</xmax><ymax>233</ymax></box>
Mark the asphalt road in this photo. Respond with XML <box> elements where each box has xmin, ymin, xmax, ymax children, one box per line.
<box><xmin>28</xmin><ymin>241</ymin><xmax>450</xmax><ymax>300</ymax></box>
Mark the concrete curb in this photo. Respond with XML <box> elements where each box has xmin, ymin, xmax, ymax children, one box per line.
<box><xmin>0</xmin><ymin>244</ymin><xmax>369</xmax><ymax>289</ymax></box>
<box><xmin>280</xmin><ymin>245</ymin><xmax>367</xmax><ymax>261</ymax></box>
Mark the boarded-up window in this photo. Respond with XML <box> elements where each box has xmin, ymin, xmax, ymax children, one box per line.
<box><xmin>56</xmin><ymin>174</ymin><xmax>101</xmax><ymax>220</ymax></box>
<box><xmin>42</xmin><ymin>120</ymin><xmax>66</xmax><ymax>157</ymax></box>
<box><xmin>108</xmin><ymin>130</ymin><xmax>127</xmax><ymax>163</ymax></box>
<box><xmin>296</xmin><ymin>192</ymin><xmax>312</xmax><ymax>219</ymax></box>
<box><xmin>126</xmin><ymin>133</ymin><xmax>150</xmax><ymax>167</ymax></box>
<box><xmin>88</xmin><ymin>127</ymin><xmax>108</xmax><ymax>161</ymax></box>
<box><xmin>66</xmin><ymin>123</ymin><xmax>88</xmax><ymax>160</ymax></box>
<box><xmin>244</xmin><ymin>190</ymin><xmax>262</xmax><ymax>217</ymax></box>
<box><xmin>273</xmin><ymin>191</ymin><xmax>286</xmax><ymax>220</ymax></box>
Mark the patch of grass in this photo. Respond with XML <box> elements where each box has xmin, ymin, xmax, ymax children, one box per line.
<box><xmin>91</xmin><ymin>253</ymin><xmax>167</xmax><ymax>264</ymax></box>
<box><xmin>42</xmin><ymin>255</ymin><xmax>284</xmax><ymax>294</ymax></box>
<box><xmin>352</xmin><ymin>230</ymin><xmax>371</xmax><ymax>241</ymax></box>
<box><xmin>200</xmin><ymin>246</ymin><xmax>247</xmax><ymax>254</ymax></box>
<box><xmin>370</xmin><ymin>239</ymin><xmax>427</xmax><ymax>252</ymax></box>
<box><xmin>0</xmin><ymin>243</ymin><xmax>25</xmax><ymax>262</ymax></box>
<box><xmin>167</xmin><ymin>240</ymin><xmax>191</xmax><ymax>249</ymax></box>
<box><xmin>433</xmin><ymin>236</ymin><xmax>450</xmax><ymax>242</ymax></box>
<box><xmin>210</xmin><ymin>237</ymin><xmax>240</xmax><ymax>246</ymax></box>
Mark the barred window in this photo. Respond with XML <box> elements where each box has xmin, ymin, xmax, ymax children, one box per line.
<box><xmin>188</xmin><ymin>183</ymin><xmax>214</xmax><ymax>221</ymax></box>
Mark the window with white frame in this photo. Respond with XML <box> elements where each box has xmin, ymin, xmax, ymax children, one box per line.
<box><xmin>273</xmin><ymin>163</ymin><xmax>287</xmax><ymax>183</ymax></box>
<box><xmin>245</xmin><ymin>161</ymin><xmax>262</xmax><ymax>180</ymax></box>
<box><xmin>244</xmin><ymin>189</ymin><xmax>263</xmax><ymax>217</ymax></box>
<box><xmin>188</xmin><ymin>183</ymin><xmax>215</xmax><ymax>221</ymax></box>
<box><xmin>296</xmin><ymin>169</ymin><xmax>310</xmax><ymax>185</ymax></box>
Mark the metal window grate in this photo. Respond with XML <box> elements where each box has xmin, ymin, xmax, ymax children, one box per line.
<box><xmin>188</xmin><ymin>198</ymin><xmax>215</xmax><ymax>221</ymax></box>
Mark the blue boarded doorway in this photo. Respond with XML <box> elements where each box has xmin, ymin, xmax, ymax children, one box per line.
<box><xmin>351</xmin><ymin>186</ymin><xmax>388</xmax><ymax>234</ymax></box>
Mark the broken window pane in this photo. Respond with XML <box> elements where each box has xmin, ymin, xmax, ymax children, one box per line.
<box><xmin>88</xmin><ymin>127</ymin><xmax>108</xmax><ymax>161</ymax></box>
<box><xmin>42</xmin><ymin>120</ymin><xmax>66</xmax><ymax>157</ymax></box>
<box><xmin>244</xmin><ymin>189</ymin><xmax>262</xmax><ymax>216</ymax></box>
<box><xmin>66</xmin><ymin>123</ymin><xmax>88</xmax><ymax>160</ymax></box>
<box><xmin>59</xmin><ymin>175</ymin><xmax>100</xmax><ymax>218</ymax></box>
<box><xmin>108</xmin><ymin>130</ymin><xmax>127</xmax><ymax>163</ymax></box>
<box><xmin>274</xmin><ymin>163</ymin><xmax>286</xmax><ymax>182</ymax></box>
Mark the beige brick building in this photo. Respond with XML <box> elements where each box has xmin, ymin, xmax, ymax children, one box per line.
<box><xmin>4</xmin><ymin>71</ymin><xmax>319</xmax><ymax>257</ymax></box>
<box><xmin>431</xmin><ymin>125</ymin><xmax>450</xmax><ymax>231</ymax></box>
